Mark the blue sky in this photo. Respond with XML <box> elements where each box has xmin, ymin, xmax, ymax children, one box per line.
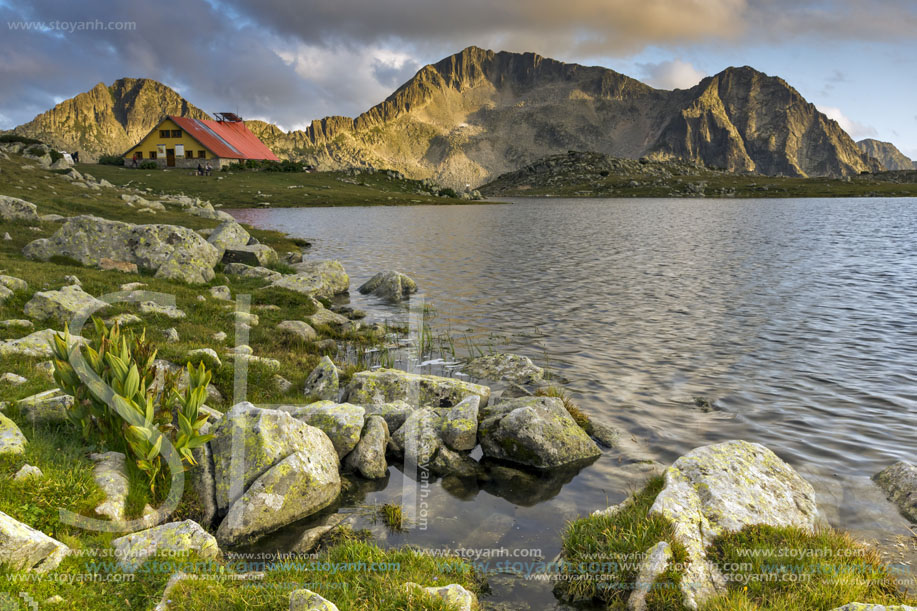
<box><xmin>1</xmin><ymin>0</ymin><xmax>915</xmax><ymax>158</ymax></box>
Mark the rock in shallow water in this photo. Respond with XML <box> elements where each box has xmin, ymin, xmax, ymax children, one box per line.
<box><xmin>873</xmin><ymin>461</ymin><xmax>917</xmax><ymax>523</ymax></box>
<box><xmin>478</xmin><ymin>396</ymin><xmax>600</xmax><ymax>469</ymax></box>
<box><xmin>463</xmin><ymin>353</ymin><xmax>544</xmax><ymax>385</ymax></box>
<box><xmin>343</xmin><ymin>414</ymin><xmax>389</xmax><ymax>479</ymax></box>
<box><xmin>343</xmin><ymin>368</ymin><xmax>490</xmax><ymax>409</ymax></box>
<box><xmin>357</xmin><ymin>270</ymin><xmax>417</xmax><ymax>302</ymax></box>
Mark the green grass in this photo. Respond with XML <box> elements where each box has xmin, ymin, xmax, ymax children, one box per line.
<box><xmin>81</xmin><ymin>163</ymin><xmax>491</xmax><ymax>208</ymax></box>
<box><xmin>557</xmin><ymin>477</ymin><xmax>917</xmax><ymax>611</ymax></box>
<box><xmin>377</xmin><ymin>503</ymin><xmax>405</xmax><ymax>533</ymax></box>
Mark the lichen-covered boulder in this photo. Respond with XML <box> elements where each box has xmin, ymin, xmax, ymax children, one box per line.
<box><xmin>343</xmin><ymin>369</ymin><xmax>490</xmax><ymax>409</ymax></box>
<box><xmin>0</xmin><ymin>328</ymin><xmax>85</xmax><ymax>358</ymax></box>
<box><xmin>289</xmin><ymin>589</ymin><xmax>339</xmax><ymax>611</ymax></box>
<box><xmin>223</xmin><ymin>263</ymin><xmax>282</xmax><ymax>282</ymax></box>
<box><xmin>154</xmin><ymin>248</ymin><xmax>216</xmax><ymax>284</ymax></box>
<box><xmin>307</xmin><ymin>307</ymin><xmax>350</xmax><ymax>328</ymax></box>
<box><xmin>139</xmin><ymin>301</ymin><xmax>186</xmax><ymax>319</ymax></box>
<box><xmin>0</xmin><ymin>195</ymin><xmax>39</xmax><ymax>222</ymax></box>
<box><xmin>343</xmin><ymin>415</ymin><xmax>389</xmax><ymax>479</ymax></box>
<box><xmin>288</xmin><ymin>401</ymin><xmax>364</xmax><ymax>458</ymax></box>
<box><xmin>362</xmin><ymin>400</ymin><xmax>414</xmax><ymax>432</ymax></box>
<box><xmin>277</xmin><ymin>320</ymin><xmax>317</xmax><ymax>342</ymax></box>
<box><xmin>90</xmin><ymin>451</ymin><xmax>129</xmax><ymax>522</ymax></box>
<box><xmin>0</xmin><ymin>511</ymin><xmax>69</xmax><ymax>572</ymax></box>
<box><xmin>0</xmin><ymin>413</ymin><xmax>27</xmax><ymax>456</ymax></box>
<box><xmin>210</xmin><ymin>402</ymin><xmax>334</xmax><ymax>513</ymax></box>
<box><xmin>111</xmin><ymin>520</ymin><xmax>219</xmax><ymax>571</ymax></box>
<box><xmin>222</xmin><ymin>244</ymin><xmax>278</xmax><ymax>267</ymax></box>
<box><xmin>0</xmin><ymin>275</ymin><xmax>27</xmax><ymax>293</ymax></box>
<box><xmin>440</xmin><ymin>395</ymin><xmax>479</xmax><ymax>451</ymax></box>
<box><xmin>463</xmin><ymin>353</ymin><xmax>544</xmax><ymax>385</ymax></box>
<box><xmin>628</xmin><ymin>541</ymin><xmax>672</xmax><ymax>611</ymax></box>
<box><xmin>403</xmin><ymin>583</ymin><xmax>476</xmax><ymax>611</ymax></box>
<box><xmin>22</xmin><ymin>216</ymin><xmax>219</xmax><ymax>284</ymax></box>
<box><xmin>207</xmin><ymin>221</ymin><xmax>251</xmax><ymax>255</ymax></box>
<box><xmin>358</xmin><ymin>271</ymin><xmax>417</xmax><ymax>302</ymax></box>
<box><xmin>17</xmin><ymin>390</ymin><xmax>73</xmax><ymax>424</ymax></box>
<box><xmin>873</xmin><ymin>461</ymin><xmax>917</xmax><ymax>522</ymax></box>
<box><xmin>478</xmin><ymin>396</ymin><xmax>600</xmax><ymax>469</ymax></box>
<box><xmin>290</xmin><ymin>260</ymin><xmax>349</xmax><ymax>297</ymax></box>
<box><xmin>216</xmin><ymin>448</ymin><xmax>340</xmax><ymax>546</ymax></box>
<box><xmin>389</xmin><ymin>408</ymin><xmax>441</xmax><ymax>467</ymax></box>
<box><xmin>23</xmin><ymin>285</ymin><xmax>108</xmax><ymax>325</ymax></box>
<box><xmin>303</xmin><ymin>356</ymin><xmax>339</xmax><ymax>401</ymax></box>
<box><xmin>648</xmin><ymin>440</ymin><xmax>819</xmax><ymax>609</ymax></box>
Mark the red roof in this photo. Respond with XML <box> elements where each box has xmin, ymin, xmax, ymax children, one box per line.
<box><xmin>169</xmin><ymin>116</ymin><xmax>280</xmax><ymax>161</ymax></box>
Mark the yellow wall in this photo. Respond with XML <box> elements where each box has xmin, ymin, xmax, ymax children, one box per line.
<box><xmin>124</xmin><ymin>118</ymin><xmax>214</xmax><ymax>160</ymax></box>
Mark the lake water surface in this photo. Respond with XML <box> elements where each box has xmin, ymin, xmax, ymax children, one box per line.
<box><xmin>231</xmin><ymin>197</ymin><xmax>917</xmax><ymax>608</ymax></box>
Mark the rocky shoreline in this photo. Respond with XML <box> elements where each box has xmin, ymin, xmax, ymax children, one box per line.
<box><xmin>1</xmin><ymin>143</ymin><xmax>916</xmax><ymax>610</ymax></box>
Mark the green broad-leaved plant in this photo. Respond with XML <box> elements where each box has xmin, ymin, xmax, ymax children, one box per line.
<box><xmin>50</xmin><ymin>318</ymin><xmax>214</xmax><ymax>491</ymax></box>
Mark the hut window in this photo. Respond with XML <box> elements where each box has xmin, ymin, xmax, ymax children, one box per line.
<box><xmin>171</xmin><ymin>130</ymin><xmax>182</xmax><ymax>138</ymax></box>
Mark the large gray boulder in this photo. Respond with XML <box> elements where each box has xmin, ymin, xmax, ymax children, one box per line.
<box><xmin>22</xmin><ymin>215</ymin><xmax>220</xmax><ymax>284</ymax></box>
<box><xmin>277</xmin><ymin>320</ymin><xmax>317</xmax><ymax>342</ymax></box>
<box><xmin>23</xmin><ymin>285</ymin><xmax>108</xmax><ymax>325</ymax></box>
<box><xmin>389</xmin><ymin>408</ymin><xmax>441</xmax><ymax>467</ymax></box>
<box><xmin>288</xmin><ymin>401</ymin><xmax>364</xmax><ymax>458</ymax></box>
<box><xmin>362</xmin><ymin>400</ymin><xmax>414</xmax><ymax>432</ymax></box>
<box><xmin>111</xmin><ymin>520</ymin><xmax>219</xmax><ymax>571</ymax></box>
<box><xmin>343</xmin><ymin>415</ymin><xmax>389</xmax><ymax>479</ymax></box>
<box><xmin>210</xmin><ymin>402</ymin><xmax>334</xmax><ymax>513</ymax></box>
<box><xmin>463</xmin><ymin>353</ymin><xmax>544</xmax><ymax>385</ymax></box>
<box><xmin>343</xmin><ymin>369</ymin><xmax>490</xmax><ymax>408</ymax></box>
<box><xmin>303</xmin><ymin>356</ymin><xmax>339</xmax><ymax>401</ymax></box>
<box><xmin>648</xmin><ymin>440</ymin><xmax>819</xmax><ymax>609</ymax></box>
<box><xmin>0</xmin><ymin>195</ymin><xmax>39</xmax><ymax>222</ymax></box>
<box><xmin>873</xmin><ymin>461</ymin><xmax>917</xmax><ymax>522</ymax></box>
<box><xmin>0</xmin><ymin>511</ymin><xmax>70</xmax><ymax>571</ymax></box>
<box><xmin>0</xmin><ymin>275</ymin><xmax>27</xmax><ymax>293</ymax></box>
<box><xmin>216</xmin><ymin>448</ymin><xmax>340</xmax><ymax>546</ymax></box>
<box><xmin>0</xmin><ymin>413</ymin><xmax>27</xmax><ymax>456</ymax></box>
<box><xmin>290</xmin><ymin>260</ymin><xmax>350</xmax><ymax>296</ymax></box>
<box><xmin>207</xmin><ymin>220</ymin><xmax>251</xmax><ymax>255</ymax></box>
<box><xmin>478</xmin><ymin>396</ymin><xmax>600</xmax><ymax>469</ymax></box>
<box><xmin>358</xmin><ymin>271</ymin><xmax>417</xmax><ymax>302</ymax></box>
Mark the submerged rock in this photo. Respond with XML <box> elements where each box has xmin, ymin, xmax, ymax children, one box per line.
<box><xmin>343</xmin><ymin>368</ymin><xmax>490</xmax><ymax>408</ymax></box>
<box><xmin>873</xmin><ymin>461</ymin><xmax>917</xmax><ymax>522</ymax></box>
<box><xmin>357</xmin><ymin>271</ymin><xmax>417</xmax><ymax>302</ymax></box>
<box><xmin>463</xmin><ymin>353</ymin><xmax>544</xmax><ymax>385</ymax></box>
<box><xmin>648</xmin><ymin>440</ymin><xmax>818</xmax><ymax>609</ymax></box>
<box><xmin>0</xmin><ymin>510</ymin><xmax>70</xmax><ymax>571</ymax></box>
<box><xmin>478</xmin><ymin>396</ymin><xmax>600</xmax><ymax>469</ymax></box>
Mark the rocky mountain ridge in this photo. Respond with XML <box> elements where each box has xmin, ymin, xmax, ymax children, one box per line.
<box><xmin>856</xmin><ymin>138</ymin><xmax>915</xmax><ymax>171</ymax></box>
<box><xmin>9</xmin><ymin>47</ymin><xmax>886</xmax><ymax>187</ymax></box>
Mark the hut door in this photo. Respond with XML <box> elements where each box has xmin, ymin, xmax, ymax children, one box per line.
<box><xmin>166</xmin><ymin>149</ymin><xmax>175</xmax><ymax>167</ymax></box>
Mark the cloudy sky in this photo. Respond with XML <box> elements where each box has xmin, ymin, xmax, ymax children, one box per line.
<box><xmin>2</xmin><ymin>0</ymin><xmax>916</xmax><ymax>157</ymax></box>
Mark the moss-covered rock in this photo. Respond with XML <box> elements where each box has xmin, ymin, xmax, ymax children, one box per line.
<box><xmin>111</xmin><ymin>520</ymin><xmax>219</xmax><ymax>571</ymax></box>
<box><xmin>0</xmin><ymin>328</ymin><xmax>85</xmax><ymax>358</ymax></box>
<box><xmin>207</xmin><ymin>220</ymin><xmax>251</xmax><ymax>256</ymax></box>
<box><xmin>0</xmin><ymin>194</ymin><xmax>40</xmax><ymax>222</ymax></box>
<box><xmin>873</xmin><ymin>461</ymin><xmax>917</xmax><ymax>523</ymax></box>
<box><xmin>0</xmin><ymin>413</ymin><xmax>27</xmax><ymax>456</ymax></box>
<box><xmin>403</xmin><ymin>582</ymin><xmax>476</xmax><ymax>611</ymax></box>
<box><xmin>649</xmin><ymin>440</ymin><xmax>819</xmax><ymax>609</ymax></box>
<box><xmin>478</xmin><ymin>396</ymin><xmax>600</xmax><ymax>469</ymax></box>
<box><xmin>289</xmin><ymin>401</ymin><xmax>364</xmax><ymax>458</ymax></box>
<box><xmin>343</xmin><ymin>414</ymin><xmax>389</xmax><ymax>479</ymax></box>
<box><xmin>463</xmin><ymin>353</ymin><xmax>544</xmax><ymax>385</ymax></box>
<box><xmin>23</xmin><ymin>285</ymin><xmax>108</xmax><ymax>325</ymax></box>
<box><xmin>439</xmin><ymin>395</ymin><xmax>479</xmax><ymax>451</ymax></box>
<box><xmin>0</xmin><ymin>510</ymin><xmax>69</xmax><ymax>571</ymax></box>
<box><xmin>343</xmin><ymin>369</ymin><xmax>491</xmax><ymax>409</ymax></box>
<box><xmin>289</xmin><ymin>588</ymin><xmax>340</xmax><ymax>611</ymax></box>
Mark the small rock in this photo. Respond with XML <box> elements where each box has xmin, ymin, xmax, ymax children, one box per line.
<box><xmin>163</xmin><ymin>327</ymin><xmax>180</xmax><ymax>342</ymax></box>
<box><xmin>0</xmin><ymin>275</ymin><xmax>27</xmax><ymax>292</ymax></box>
<box><xmin>13</xmin><ymin>464</ymin><xmax>43</xmax><ymax>482</ymax></box>
<box><xmin>289</xmin><ymin>588</ymin><xmax>339</xmax><ymax>611</ymax></box>
<box><xmin>210</xmin><ymin>285</ymin><xmax>232</xmax><ymax>301</ymax></box>
<box><xmin>357</xmin><ymin>271</ymin><xmax>417</xmax><ymax>302</ymax></box>
<box><xmin>0</xmin><ymin>319</ymin><xmax>33</xmax><ymax>329</ymax></box>
<box><xmin>277</xmin><ymin>320</ymin><xmax>317</xmax><ymax>342</ymax></box>
<box><xmin>111</xmin><ymin>520</ymin><xmax>219</xmax><ymax>572</ymax></box>
<box><xmin>439</xmin><ymin>395</ymin><xmax>480</xmax><ymax>452</ymax></box>
<box><xmin>120</xmin><ymin>282</ymin><xmax>147</xmax><ymax>291</ymax></box>
<box><xmin>0</xmin><ymin>372</ymin><xmax>27</xmax><ymax>385</ymax></box>
<box><xmin>24</xmin><ymin>285</ymin><xmax>107</xmax><ymax>325</ymax></box>
<box><xmin>99</xmin><ymin>258</ymin><xmax>138</xmax><ymax>273</ymax></box>
<box><xmin>873</xmin><ymin>461</ymin><xmax>917</xmax><ymax>522</ymax></box>
<box><xmin>344</xmin><ymin>415</ymin><xmax>389</xmax><ymax>479</ymax></box>
<box><xmin>17</xmin><ymin>390</ymin><xmax>73</xmax><ymax>424</ymax></box>
<box><xmin>90</xmin><ymin>452</ymin><xmax>129</xmax><ymax>522</ymax></box>
<box><xmin>463</xmin><ymin>353</ymin><xmax>544</xmax><ymax>385</ymax></box>
<box><xmin>0</xmin><ymin>510</ymin><xmax>69</xmax><ymax>571</ymax></box>
<box><xmin>187</xmin><ymin>348</ymin><xmax>222</xmax><ymax>370</ymax></box>
<box><xmin>273</xmin><ymin>375</ymin><xmax>293</xmax><ymax>393</ymax></box>
<box><xmin>627</xmin><ymin>541</ymin><xmax>672</xmax><ymax>611</ymax></box>
<box><xmin>140</xmin><ymin>301</ymin><xmax>186</xmax><ymax>319</ymax></box>
<box><xmin>63</xmin><ymin>275</ymin><xmax>81</xmax><ymax>285</ymax></box>
<box><xmin>402</xmin><ymin>583</ymin><xmax>476</xmax><ymax>611</ymax></box>
<box><xmin>212</xmin><ymin>331</ymin><xmax>227</xmax><ymax>342</ymax></box>
<box><xmin>303</xmin><ymin>356</ymin><xmax>339</xmax><ymax>400</ymax></box>
<box><xmin>105</xmin><ymin>313</ymin><xmax>142</xmax><ymax>327</ymax></box>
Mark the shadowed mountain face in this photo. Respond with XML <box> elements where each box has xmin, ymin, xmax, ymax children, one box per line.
<box><xmin>10</xmin><ymin>78</ymin><xmax>209</xmax><ymax>160</ymax></box>
<box><xmin>10</xmin><ymin>47</ymin><xmax>880</xmax><ymax>185</ymax></box>
<box><xmin>857</xmin><ymin>138</ymin><xmax>915</xmax><ymax>171</ymax></box>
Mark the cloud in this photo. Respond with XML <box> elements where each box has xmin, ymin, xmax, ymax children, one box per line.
<box><xmin>817</xmin><ymin>106</ymin><xmax>878</xmax><ymax>140</ymax></box>
<box><xmin>638</xmin><ymin>60</ymin><xmax>706</xmax><ymax>90</ymax></box>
